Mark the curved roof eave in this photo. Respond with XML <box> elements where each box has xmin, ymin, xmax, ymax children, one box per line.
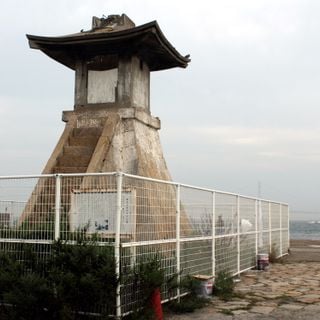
<box><xmin>26</xmin><ymin>21</ymin><xmax>190</xmax><ymax>71</ymax></box>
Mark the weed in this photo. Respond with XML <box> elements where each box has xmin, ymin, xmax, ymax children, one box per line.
<box><xmin>269</xmin><ymin>243</ymin><xmax>288</xmax><ymax>264</ymax></box>
<box><xmin>277</xmin><ymin>295</ymin><xmax>297</xmax><ymax>305</ymax></box>
<box><xmin>167</xmin><ymin>275</ymin><xmax>208</xmax><ymax>314</ymax></box>
<box><xmin>220</xmin><ymin>309</ymin><xmax>233</xmax><ymax>315</ymax></box>
<box><xmin>214</xmin><ymin>271</ymin><xmax>235</xmax><ymax>300</ymax></box>
<box><xmin>167</xmin><ymin>295</ymin><xmax>208</xmax><ymax>314</ymax></box>
<box><xmin>269</xmin><ymin>243</ymin><xmax>278</xmax><ymax>263</ymax></box>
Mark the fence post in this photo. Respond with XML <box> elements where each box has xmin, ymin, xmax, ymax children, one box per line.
<box><xmin>268</xmin><ymin>202</ymin><xmax>272</xmax><ymax>253</ymax></box>
<box><xmin>176</xmin><ymin>184</ymin><xmax>181</xmax><ymax>302</ymax></box>
<box><xmin>115</xmin><ymin>172</ymin><xmax>123</xmax><ymax>319</ymax></box>
<box><xmin>279</xmin><ymin>204</ymin><xmax>282</xmax><ymax>257</ymax></box>
<box><xmin>212</xmin><ymin>191</ymin><xmax>216</xmax><ymax>278</ymax></box>
<box><xmin>288</xmin><ymin>206</ymin><xmax>290</xmax><ymax>250</ymax></box>
<box><xmin>54</xmin><ymin>174</ymin><xmax>61</xmax><ymax>241</ymax></box>
<box><xmin>10</xmin><ymin>201</ymin><xmax>14</xmax><ymax>224</ymax></box>
<box><xmin>255</xmin><ymin>200</ymin><xmax>258</xmax><ymax>257</ymax></box>
<box><xmin>237</xmin><ymin>196</ymin><xmax>240</xmax><ymax>275</ymax></box>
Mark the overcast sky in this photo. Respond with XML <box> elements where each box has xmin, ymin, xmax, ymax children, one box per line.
<box><xmin>1</xmin><ymin>0</ymin><xmax>320</xmax><ymax>219</ymax></box>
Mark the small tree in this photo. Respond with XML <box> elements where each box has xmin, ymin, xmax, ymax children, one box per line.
<box><xmin>214</xmin><ymin>270</ymin><xmax>235</xmax><ymax>300</ymax></box>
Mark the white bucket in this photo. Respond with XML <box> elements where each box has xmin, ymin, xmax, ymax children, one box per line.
<box><xmin>193</xmin><ymin>275</ymin><xmax>214</xmax><ymax>297</ymax></box>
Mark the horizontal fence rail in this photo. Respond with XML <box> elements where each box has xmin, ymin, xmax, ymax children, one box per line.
<box><xmin>0</xmin><ymin>172</ymin><xmax>289</xmax><ymax>318</ymax></box>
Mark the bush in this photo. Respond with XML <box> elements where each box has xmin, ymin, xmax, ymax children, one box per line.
<box><xmin>0</xmin><ymin>240</ymin><xmax>117</xmax><ymax>319</ymax></box>
<box><xmin>167</xmin><ymin>295</ymin><xmax>208</xmax><ymax>314</ymax></box>
<box><xmin>123</xmin><ymin>256</ymin><xmax>167</xmax><ymax>319</ymax></box>
<box><xmin>132</xmin><ymin>256</ymin><xmax>164</xmax><ymax>296</ymax></box>
<box><xmin>4</xmin><ymin>273</ymin><xmax>56</xmax><ymax>320</ymax></box>
<box><xmin>214</xmin><ymin>271</ymin><xmax>235</xmax><ymax>300</ymax></box>
<box><xmin>49</xmin><ymin>239</ymin><xmax>117</xmax><ymax>316</ymax></box>
<box><xmin>0</xmin><ymin>243</ymin><xmax>172</xmax><ymax>319</ymax></box>
<box><xmin>167</xmin><ymin>275</ymin><xmax>208</xmax><ymax>314</ymax></box>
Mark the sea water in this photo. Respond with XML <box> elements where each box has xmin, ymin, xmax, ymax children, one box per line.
<box><xmin>290</xmin><ymin>221</ymin><xmax>320</xmax><ymax>240</ymax></box>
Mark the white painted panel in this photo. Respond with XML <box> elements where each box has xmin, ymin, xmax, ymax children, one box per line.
<box><xmin>132</xmin><ymin>62</ymin><xmax>149</xmax><ymax>109</ymax></box>
<box><xmin>69</xmin><ymin>190</ymin><xmax>135</xmax><ymax>234</ymax></box>
<box><xmin>87</xmin><ymin>69</ymin><xmax>118</xmax><ymax>103</ymax></box>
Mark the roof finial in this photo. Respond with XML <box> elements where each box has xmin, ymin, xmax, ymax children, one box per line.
<box><xmin>91</xmin><ymin>14</ymin><xmax>135</xmax><ymax>31</ymax></box>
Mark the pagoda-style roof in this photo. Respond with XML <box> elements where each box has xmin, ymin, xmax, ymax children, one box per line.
<box><xmin>26</xmin><ymin>15</ymin><xmax>190</xmax><ymax>71</ymax></box>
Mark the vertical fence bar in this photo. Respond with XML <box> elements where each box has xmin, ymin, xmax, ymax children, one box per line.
<box><xmin>279</xmin><ymin>204</ymin><xmax>282</xmax><ymax>256</ymax></box>
<box><xmin>288</xmin><ymin>205</ymin><xmax>290</xmax><ymax>250</ymax></box>
<box><xmin>176</xmin><ymin>184</ymin><xmax>181</xmax><ymax>301</ymax></box>
<box><xmin>115</xmin><ymin>173</ymin><xmax>123</xmax><ymax>319</ymax></box>
<box><xmin>212</xmin><ymin>191</ymin><xmax>216</xmax><ymax>277</ymax></box>
<box><xmin>10</xmin><ymin>201</ymin><xmax>13</xmax><ymax>224</ymax></box>
<box><xmin>268</xmin><ymin>202</ymin><xmax>272</xmax><ymax>252</ymax></box>
<box><xmin>54</xmin><ymin>174</ymin><xmax>61</xmax><ymax>241</ymax></box>
<box><xmin>255</xmin><ymin>200</ymin><xmax>258</xmax><ymax>257</ymax></box>
<box><xmin>237</xmin><ymin>195</ymin><xmax>240</xmax><ymax>274</ymax></box>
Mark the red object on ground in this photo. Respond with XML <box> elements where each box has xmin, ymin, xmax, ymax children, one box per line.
<box><xmin>150</xmin><ymin>288</ymin><xmax>163</xmax><ymax>320</ymax></box>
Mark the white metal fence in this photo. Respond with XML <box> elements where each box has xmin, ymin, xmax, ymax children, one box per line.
<box><xmin>0</xmin><ymin>172</ymin><xmax>289</xmax><ymax>318</ymax></box>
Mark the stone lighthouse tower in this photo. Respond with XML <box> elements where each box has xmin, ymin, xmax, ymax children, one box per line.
<box><xmin>27</xmin><ymin>14</ymin><xmax>190</xmax><ymax>180</ymax></box>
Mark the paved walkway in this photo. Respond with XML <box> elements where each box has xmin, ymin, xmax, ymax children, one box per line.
<box><xmin>166</xmin><ymin>261</ymin><xmax>320</xmax><ymax>319</ymax></box>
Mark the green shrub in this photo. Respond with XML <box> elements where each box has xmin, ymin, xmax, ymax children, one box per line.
<box><xmin>167</xmin><ymin>275</ymin><xmax>208</xmax><ymax>314</ymax></box>
<box><xmin>123</xmin><ymin>256</ymin><xmax>166</xmax><ymax>319</ymax></box>
<box><xmin>4</xmin><ymin>273</ymin><xmax>56</xmax><ymax>320</ymax></box>
<box><xmin>0</xmin><ymin>242</ymin><xmax>173</xmax><ymax>319</ymax></box>
<box><xmin>167</xmin><ymin>295</ymin><xmax>208</xmax><ymax>314</ymax></box>
<box><xmin>132</xmin><ymin>257</ymin><xmax>164</xmax><ymax>290</ymax></box>
<box><xmin>0</xmin><ymin>240</ymin><xmax>117</xmax><ymax>319</ymax></box>
<box><xmin>48</xmin><ymin>239</ymin><xmax>117</xmax><ymax>316</ymax></box>
<box><xmin>214</xmin><ymin>271</ymin><xmax>235</xmax><ymax>300</ymax></box>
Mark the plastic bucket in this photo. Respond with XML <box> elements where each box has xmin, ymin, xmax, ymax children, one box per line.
<box><xmin>193</xmin><ymin>275</ymin><xmax>214</xmax><ymax>297</ymax></box>
<box><xmin>257</xmin><ymin>253</ymin><xmax>269</xmax><ymax>270</ymax></box>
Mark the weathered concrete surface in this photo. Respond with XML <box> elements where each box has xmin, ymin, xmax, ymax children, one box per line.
<box><xmin>84</xmin><ymin>57</ymin><xmax>150</xmax><ymax>109</ymax></box>
<box><xmin>166</xmin><ymin>240</ymin><xmax>320</xmax><ymax>320</ymax></box>
<box><xmin>44</xmin><ymin>106</ymin><xmax>170</xmax><ymax>180</ymax></box>
<box><xmin>21</xmin><ymin>106</ymin><xmax>175</xmax><ymax>230</ymax></box>
<box><xmin>87</xmin><ymin>68</ymin><xmax>118</xmax><ymax>104</ymax></box>
<box><xmin>24</xmin><ymin>14</ymin><xmax>190</xmax><ymax>234</ymax></box>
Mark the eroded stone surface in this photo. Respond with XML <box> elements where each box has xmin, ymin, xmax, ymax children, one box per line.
<box><xmin>279</xmin><ymin>304</ymin><xmax>304</xmax><ymax>310</ymax></box>
<box><xmin>167</xmin><ymin>261</ymin><xmax>320</xmax><ymax>320</ymax></box>
<box><xmin>250</xmin><ymin>306</ymin><xmax>275</xmax><ymax>314</ymax></box>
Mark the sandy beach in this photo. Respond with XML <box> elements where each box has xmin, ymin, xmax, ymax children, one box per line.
<box><xmin>286</xmin><ymin>239</ymin><xmax>320</xmax><ymax>262</ymax></box>
<box><xmin>167</xmin><ymin>239</ymin><xmax>320</xmax><ymax>319</ymax></box>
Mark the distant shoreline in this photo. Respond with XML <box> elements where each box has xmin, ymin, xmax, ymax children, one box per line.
<box><xmin>290</xmin><ymin>220</ymin><xmax>320</xmax><ymax>222</ymax></box>
<box><xmin>289</xmin><ymin>238</ymin><xmax>320</xmax><ymax>246</ymax></box>
<box><xmin>285</xmin><ymin>239</ymin><xmax>320</xmax><ymax>262</ymax></box>
<box><xmin>289</xmin><ymin>220</ymin><xmax>320</xmax><ymax>241</ymax></box>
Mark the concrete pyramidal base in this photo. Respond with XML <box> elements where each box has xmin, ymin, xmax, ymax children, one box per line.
<box><xmin>20</xmin><ymin>107</ymin><xmax>181</xmax><ymax>237</ymax></box>
<box><xmin>44</xmin><ymin>106</ymin><xmax>171</xmax><ymax>180</ymax></box>
<box><xmin>23</xmin><ymin>14</ymin><xmax>192</xmax><ymax>241</ymax></box>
